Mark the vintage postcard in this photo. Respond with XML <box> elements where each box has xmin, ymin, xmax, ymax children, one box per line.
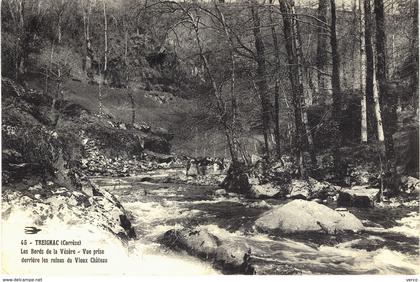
<box><xmin>1</xmin><ymin>0</ymin><xmax>419</xmax><ymax>280</ymax></box>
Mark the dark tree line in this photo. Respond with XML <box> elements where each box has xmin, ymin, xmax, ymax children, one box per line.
<box><xmin>2</xmin><ymin>0</ymin><xmax>418</xmax><ymax>193</ymax></box>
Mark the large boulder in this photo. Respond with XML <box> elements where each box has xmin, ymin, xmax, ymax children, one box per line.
<box><xmin>255</xmin><ymin>199</ymin><xmax>364</xmax><ymax>234</ymax></box>
<box><xmin>161</xmin><ymin>228</ymin><xmax>219</xmax><ymax>259</ymax></box>
<box><xmin>337</xmin><ymin>185</ymin><xmax>380</xmax><ymax>208</ymax></box>
<box><xmin>1</xmin><ymin>180</ymin><xmax>136</xmax><ymax>241</ymax></box>
<box><xmin>160</xmin><ymin>226</ymin><xmax>300</xmax><ymax>275</ymax></box>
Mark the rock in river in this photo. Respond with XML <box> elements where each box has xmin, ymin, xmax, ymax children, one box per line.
<box><xmin>248</xmin><ymin>182</ymin><xmax>280</xmax><ymax>199</ymax></box>
<box><xmin>255</xmin><ymin>199</ymin><xmax>364</xmax><ymax>234</ymax></box>
<box><xmin>161</xmin><ymin>227</ymin><xmax>251</xmax><ymax>274</ymax></box>
<box><xmin>337</xmin><ymin>185</ymin><xmax>380</xmax><ymax>208</ymax></box>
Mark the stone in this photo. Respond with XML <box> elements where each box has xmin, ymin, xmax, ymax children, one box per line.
<box><xmin>28</xmin><ymin>183</ymin><xmax>43</xmax><ymax>191</ymax></box>
<box><xmin>248</xmin><ymin>200</ymin><xmax>271</xmax><ymax>209</ymax></box>
<box><xmin>307</xmin><ymin>178</ymin><xmax>338</xmax><ymax>199</ymax></box>
<box><xmin>2</xmin><ymin>180</ymin><xmax>136</xmax><ymax>241</ymax></box>
<box><xmin>400</xmin><ymin>176</ymin><xmax>420</xmax><ymax>194</ymax></box>
<box><xmin>248</xmin><ymin>183</ymin><xmax>280</xmax><ymax>199</ymax></box>
<box><xmin>349</xmin><ymin>237</ymin><xmax>386</xmax><ymax>252</ymax></box>
<box><xmin>287</xmin><ymin>179</ymin><xmax>310</xmax><ymax>199</ymax></box>
<box><xmin>214</xmin><ymin>189</ymin><xmax>227</xmax><ymax>196</ymax></box>
<box><xmin>215</xmin><ymin>240</ymin><xmax>250</xmax><ymax>269</ymax></box>
<box><xmin>337</xmin><ymin>185</ymin><xmax>380</xmax><ymax>208</ymax></box>
<box><xmin>255</xmin><ymin>199</ymin><xmax>364</xmax><ymax>234</ymax></box>
<box><xmin>286</xmin><ymin>178</ymin><xmax>337</xmax><ymax>200</ymax></box>
<box><xmin>161</xmin><ymin>228</ymin><xmax>219</xmax><ymax>259</ymax></box>
<box><xmin>161</xmin><ymin>227</ymin><xmax>253</xmax><ymax>274</ymax></box>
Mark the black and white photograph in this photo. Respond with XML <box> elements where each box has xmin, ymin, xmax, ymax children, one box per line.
<box><xmin>1</xmin><ymin>0</ymin><xmax>419</xmax><ymax>278</ymax></box>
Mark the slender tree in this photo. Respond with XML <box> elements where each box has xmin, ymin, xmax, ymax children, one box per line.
<box><xmin>316</xmin><ymin>0</ymin><xmax>329</xmax><ymax>101</ymax></box>
<box><xmin>268</xmin><ymin>0</ymin><xmax>282</xmax><ymax>159</ymax></box>
<box><xmin>279</xmin><ymin>0</ymin><xmax>307</xmax><ymax>178</ymax></box>
<box><xmin>82</xmin><ymin>0</ymin><xmax>93</xmax><ymax>75</ymax></box>
<box><xmin>374</xmin><ymin>0</ymin><xmax>396</xmax><ymax>151</ymax></box>
<box><xmin>98</xmin><ymin>0</ymin><xmax>108</xmax><ymax>115</ymax></box>
<box><xmin>330</xmin><ymin>0</ymin><xmax>343</xmax><ymax>174</ymax></box>
<box><xmin>213</xmin><ymin>0</ymin><xmax>241</xmax><ymax>163</ymax></box>
<box><xmin>250</xmin><ymin>0</ymin><xmax>272</xmax><ymax>159</ymax></box>
<box><xmin>411</xmin><ymin>0</ymin><xmax>418</xmax><ymax>109</ymax></box>
<box><xmin>364</xmin><ymin>0</ymin><xmax>379</xmax><ymax>140</ymax></box>
<box><xmin>103</xmin><ymin>0</ymin><xmax>108</xmax><ymax>75</ymax></box>
<box><xmin>359</xmin><ymin>0</ymin><xmax>368</xmax><ymax>142</ymax></box>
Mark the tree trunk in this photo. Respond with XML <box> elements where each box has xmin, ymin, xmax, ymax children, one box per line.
<box><xmin>374</xmin><ymin>0</ymin><xmax>396</xmax><ymax>159</ymax></box>
<box><xmin>214</xmin><ymin>1</ymin><xmax>240</xmax><ymax>163</ymax></box>
<box><xmin>57</xmin><ymin>17</ymin><xmax>62</xmax><ymax>44</ymax></box>
<box><xmin>359</xmin><ymin>0</ymin><xmax>368</xmax><ymax>142</ymax></box>
<box><xmin>292</xmin><ymin>12</ymin><xmax>317</xmax><ymax>166</ymax></box>
<box><xmin>17</xmin><ymin>0</ymin><xmax>25</xmax><ymax>80</ymax></box>
<box><xmin>97</xmin><ymin>0</ymin><xmax>108</xmax><ymax>115</ymax></box>
<box><xmin>372</xmin><ymin>59</ymin><xmax>385</xmax><ymax>141</ymax></box>
<box><xmin>103</xmin><ymin>0</ymin><xmax>108</xmax><ymax>76</ymax></box>
<box><xmin>127</xmin><ymin>91</ymin><xmax>135</xmax><ymax>125</ymax></box>
<box><xmin>330</xmin><ymin>0</ymin><xmax>343</xmax><ymax>174</ymax></box>
<box><xmin>364</xmin><ymin>0</ymin><xmax>377</xmax><ymax>140</ymax></box>
<box><xmin>251</xmin><ymin>2</ymin><xmax>271</xmax><ymax>159</ymax></box>
<box><xmin>316</xmin><ymin>0</ymin><xmax>329</xmax><ymax>100</ymax></box>
<box><xmin>269</xmin><ymin>1</ymin><xmax>282</xmax><ymax>159</ymax></box>
<box><xmin>83</xmin><ymin>0</ymin><xmax>92</xmax><ymax>74</ymax></box>
<box><xmin>124</xmin><ymin>21</ymin><xmax>129</xmax><ymax>84</ymax></box>
<box><xmin>351</xmin><ymin>0</ymin><xmax>357</xmax><ymax>93</ymax></box>
<box><xmin>279</xmin><ymin>0</ymin><xmax>307</xmax><ymax>178</ymax></box>
<box><xmin>53</xmin><ymin>78</ymin><xmax>62</xmax><ymax>127</ymax></box>
<box><xmin>389</xmin><ymin>0</ymin><xmax>395</xmax><ymax>78</ymax></box>
<box><xmin>411</xmin><ymin>0</ymin><xmax>418</xmax><ymax>109</ymax></box>
<box><xmin>273</xmin><ymin>81</ymin><xmax>282</xmax><ymax>158</ymax></box>
<box><xmin>98</xmin><ymin>81</ymin><xmax>103</xmax><ymax>115</ymax></box>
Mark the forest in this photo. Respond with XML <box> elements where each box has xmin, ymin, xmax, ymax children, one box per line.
<box><xmin>1</xmin><ymin>0</ymin><xmax>419</xmax><ymax>276</ymax></box>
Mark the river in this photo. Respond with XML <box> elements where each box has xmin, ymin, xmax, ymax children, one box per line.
<box><xmin>91</xmin><ymin>169</ymin><xmax>419</xmax><ymax>275</ymax></box>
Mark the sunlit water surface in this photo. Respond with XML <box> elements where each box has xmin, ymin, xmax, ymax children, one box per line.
<box><xmin>92</xmin><ymin>171</ymin><xmax>419</xmax><ymax>275</ymax></box>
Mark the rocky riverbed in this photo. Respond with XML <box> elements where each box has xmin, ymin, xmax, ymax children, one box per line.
<box><xmin>91</xmin><ymin>170</ymin><xmax>419</xmax><ymax>275</ymax></box>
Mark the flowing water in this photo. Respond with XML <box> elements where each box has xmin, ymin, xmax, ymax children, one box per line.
<box><xmin>91</xmin><ymin>170</ymin><xmax>419</xmax><ymax>275</ymax></box>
